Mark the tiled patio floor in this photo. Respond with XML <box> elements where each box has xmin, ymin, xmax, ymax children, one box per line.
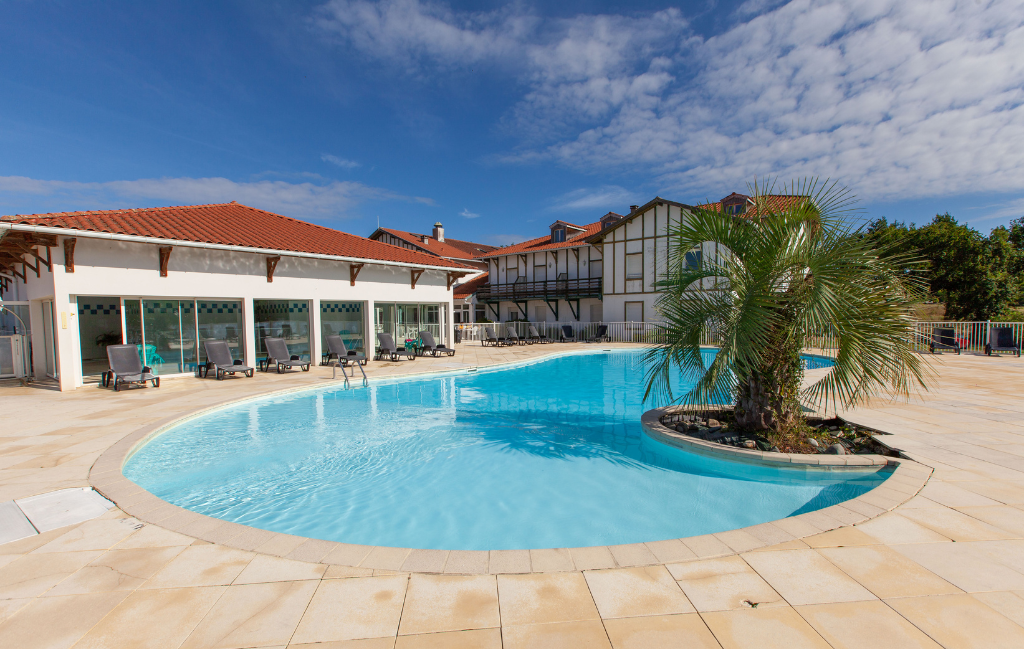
<box><xmin>2</xmin><ymin>344</ymin><xmax>1024</xmax><ymax>648</ymax></box>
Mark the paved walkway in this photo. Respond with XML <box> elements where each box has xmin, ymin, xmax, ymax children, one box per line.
<box><xmin>1</xmin><ymin>345</ymin><xmax>1024</xmax><ymax>648</ymax></box>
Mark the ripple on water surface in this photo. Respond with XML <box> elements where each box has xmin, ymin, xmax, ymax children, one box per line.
<box><xmin>124</xmin><ymin>350</ymin><xmax>887</xmax><ymax>550</ymax></box>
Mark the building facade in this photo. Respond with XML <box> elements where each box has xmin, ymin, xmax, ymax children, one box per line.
<box><xmin>0</xmin><ymin>202</ymin><xmax>472</xmax><ymax>390</ymax></box>
<box><xmin>368</xmin><ymin>222</ymin><xmax>495</xmax><ymax>270</ymax></box>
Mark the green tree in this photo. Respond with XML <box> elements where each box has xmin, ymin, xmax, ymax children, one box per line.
<box><xmin>645</xmin><ymin>179</ymin><xmax>928</xmax><ymax>440</ymax></box>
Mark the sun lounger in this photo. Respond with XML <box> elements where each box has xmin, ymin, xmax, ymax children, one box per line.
<box><xmin>929</xmin><ymin>328</ymin><xmax>960</xmax><ymax>355</ymax></box>
<box><xmin>986</xmin><ymin>326</ymin><xmax>1021</xmax><ymax>357</ymax></box>
<box><xmin>483</xmin><ymin>326</ymin><xmax>507</xmax><ymax>347</ymax></box>
<box><xmin>560</xmin><ymin>325</ymin><xmax>576</xmax><ymax>342</ymax></box>
<box><xmin>264</xmin><ymin>338</ymin><xmax>311</xmax><ymax>373</ymax></box>
<box><xmin>326</xmin><ymin>335</ymin><xmax>367</xmax><ymax>366</ymax></box>
<box><xmin>203</xmin><ymin>340</ymin><xmax>254</xmax><ymax>379</ymax></box>
<box><xmin>528</xmin><ymin>325</ymin><xmax>553</xmax><ymax>344</ymax></box>
<box><xmin>376</xmin><ymin>333</ymin><xmax>415</xmax><ymax>361</ymax></box>
<box><xmin>505</xmin><ymin>326</ymin><xmax>529</xmax><ymax>345</ymax></box>
<box><xmin>588</xmin><ymin>325</ymin><xmax>610</xmax><ymax>343</ymax></box>
<box><xmin>419</xmin><ymin>331</ymin><xmax>456</xmax><ymax>357</ymax></box>
<box><xmin>106</xmin><ymin>344</ymin><xmax>160</xmax><ymax>391</ymax></box>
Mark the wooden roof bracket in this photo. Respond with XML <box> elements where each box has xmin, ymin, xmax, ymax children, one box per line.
<box><xmin>159</xmin><ymin>246</ymin><xmax>172</xmax><ymax>277</ymax></box>
<box><xmin>350</xmin><ymin>263</ymin><xmax>364</xmax><ymax>286</ymax></box>
<box><xmin>266</xmin><ymin>256</ymin><xmax>280</xmax><ymax>283</ymax></box>
<box><xmin>63</xmin><ymin>238</ymin><xmax>76</xmax><ymax>273</ymax></box>
<box><xmin>411</xmin><ymin>268</ymin><xmax>425</xmax><ymax>289</ymax></box>
<box><xmin>446</xmin><ymin>271</ymin><xmax>467</xmax><ymax>290</ymax></box>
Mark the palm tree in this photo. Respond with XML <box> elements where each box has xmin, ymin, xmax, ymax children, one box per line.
<box><xmin>644</xmin><ymin>179</ymin><xmax>928</xmax><ymax>442</ymax></box>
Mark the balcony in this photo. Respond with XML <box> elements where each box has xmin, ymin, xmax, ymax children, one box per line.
<box><xmin>476</xmin><ymin>277</ymin><xmax>602</xmax><ymax>303</ymax></box>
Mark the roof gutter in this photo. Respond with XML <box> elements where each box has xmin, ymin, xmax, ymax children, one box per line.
<box><xmin>0</xmin><ymin>223</ymin><xmax>471</xmax><ymax>273</ymax></box>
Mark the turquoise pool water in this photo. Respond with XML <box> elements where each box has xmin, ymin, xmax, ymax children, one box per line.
<box><xmin>124</xmin><ymin>350</ymin><xmax>886</xmax><ymax>550</ymax></box>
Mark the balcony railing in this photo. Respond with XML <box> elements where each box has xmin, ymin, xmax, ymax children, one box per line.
<box><xmin>476</xmin><ymin>277</ymin><xmax>602</xmax><ymax>302</ymax></box>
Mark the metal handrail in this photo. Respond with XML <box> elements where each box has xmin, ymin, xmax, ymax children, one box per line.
<box><xmin>476</xmin><ymin>277</ymin><xmax>602</xmax><ymax>302</ymax></box>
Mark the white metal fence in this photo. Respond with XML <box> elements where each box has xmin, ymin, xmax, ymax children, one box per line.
<box><xmin>454</xmin><ymin>320</ymin><xmax>1024</xmax><ymax>353</ymax></box>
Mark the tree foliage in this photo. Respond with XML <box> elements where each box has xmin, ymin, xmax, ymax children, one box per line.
<box><xmin>644</xmin><ymin>179</ymin><xmax>929</xmax><ymax>435</ymax></box>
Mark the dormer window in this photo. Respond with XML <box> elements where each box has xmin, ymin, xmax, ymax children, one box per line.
<box><xmin>551</xmin><ymin>226</ymin><xmax>566</xmax><ymax>243</ymax></box>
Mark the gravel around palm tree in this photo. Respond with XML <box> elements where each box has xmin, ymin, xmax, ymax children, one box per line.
<box><xmin>644</xmin><ymin>179</ymin><xmax>929</xmax><ymax>445</ymax></box>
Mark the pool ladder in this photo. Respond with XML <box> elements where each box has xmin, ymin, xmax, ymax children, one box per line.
<box><xmin>330</xmin><ymin>359</ymin><xmax>368</xmax><ymax>387</ymax></box>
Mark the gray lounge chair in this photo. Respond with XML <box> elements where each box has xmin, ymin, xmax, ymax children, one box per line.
<box><xmin>929</xmin><ymin>328</ymin><xmax>960</xmax><ymax>355</ymax></box>
<box><xmin>528</xmin><ymin>325</ymin><xmax>553</xmax><ymax>344</ymax></box>
<box><xmin>264</xmin><ymin>337</ymin><xmax>311</xmax><ymax>373</ymax></box>
<box><xmin>505</xmin><ymin>326</ymin><xmax>528</xmax><ymax>346</ymax></box>
<box><xmin>326</xmin><ymin>335</ymin><xmax>367</xmax><ymax>366</ymax></box>
<box><xmin>419</xmin><ymin>331</ymin><xmax>456</xmax><ymax>357</ymax></box>
<box><xmin>483</xmin><ymin>326</ymin><xmax>506</xmax><ymax>347</ymax></box>
<box><xmin>376</xmin><ymin>333</ymin><xmax>415</xmax><ymax>361</ymax></box>
<box><xmin>588</xmin><ymin>325</ymin><xmax>610</xmax><ymax>343</ymax></box>
<box><xmin>203</xmin><ymin>340</ymin><xmax>254</xmax><ymax>379</ymax></box>
<box><xmin>986</xmin><ymin>326</ymin><xmax>1021</xmax><ymax>357</ymax></box>
<box><xmin>106</xmin><ymin>344</ymin><xmax>160</xmax><ymax>391</ymax></box>
<box><xmin>560</xmin><ymin>325</ymin><xmax>576</xmax><ymax>342</ymax></box>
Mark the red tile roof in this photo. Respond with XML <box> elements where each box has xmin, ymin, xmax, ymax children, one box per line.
<box><xmin>1</xmin><ymin>202</ymin><xmax>472</xmax><ymax>269</ymax></box>
<box><xmin>373</xmin><ymin>227</ymin><xmax>496</xmax><ymax>260</ymax></box>
<box><xmin>453</xmin><ymin>272</ymin><xmax>488</xmax><ymax>298</ymax></box>
<box><xmin>698</xmin><ymin>194</ymin><xmax>807</xmax><ymax>215</ymax></box>
<box><xmin>478</xmin><ymin>221</ymin><xmax>603</xmax><ymax>258</ymax></box>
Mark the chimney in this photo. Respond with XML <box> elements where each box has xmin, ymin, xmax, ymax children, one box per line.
<box><xmin>432</xmin><ymin>222</ymin><xmax>444</xmax><ymax>242</ymax></box>
<box><xmin>421</xmin><ymin>235</ymin><xmax>430</xmax><ymax>245</ymax></box>
<box><xmin>629</xmin><ymin>205</ymin><xmax>639</xmax><ymax>213</ymax></box>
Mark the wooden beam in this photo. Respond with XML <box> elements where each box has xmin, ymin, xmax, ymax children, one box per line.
<box><xmin>350</xmin><ymin>263</ymin><xmax>364</xmax><ymax>286</ymax></box>
<box><xmin>266</xmin><ymin>256</ymin><xmax>281</xmax><ymax>283</ymax></box>
<box><xmin>159</xmin><ymin>246</ymin><xmax>172</xmax><ymax>277</ymax></box>
<box><xmin>410</xmin><ymin>268</ymin><xmax>425</xmax><ymax>289</ymax></box>
<box><xmin>446</xmin><ymin>271</ymin><xmax>467</xmax><ymax>291</ymax></box>
<box><xmin>63</xmin><ymin>238</ymin><xmax>76</xmax><ymax>273</ymax></box>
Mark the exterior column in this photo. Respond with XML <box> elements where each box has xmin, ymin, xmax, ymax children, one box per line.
<box><xmin>242</xmin><ymin>297</ymin><xmax>256</xmax><ymax>368</ymax></box>
<box><xmin>365</xmin><ymin>298</ymin><xmax>375</xmax><ymax>357</ymax></box>
<box><xmin>28</xmin><ymin>299</ymin><xmax>46</xmax><ymax>381</ymax></box>
<box><xmin>310</xmin><ymin>298</ymin><xmax>321</xmax><ymax>365</ymax></box>
<box><xmin>55</xmin><ymin>292</ymin><xmax>78</xmax><ymax>391</ymax></box>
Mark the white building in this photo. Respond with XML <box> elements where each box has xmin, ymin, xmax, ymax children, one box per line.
<box><xmin>0</xmin><ymin>202</ymin><xmax>472</xmax><ymax>390</ymax></box>
<box><xmin>476</xmin><ymin>215</ymin><xmax>618</xmax><ymax>324</ymax></box>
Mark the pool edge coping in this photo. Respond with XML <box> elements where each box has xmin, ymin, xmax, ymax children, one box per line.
<box><xmin>88</xmin><ymin>349</ymin><xmax>933</xmax><ymax>575</ymax></box>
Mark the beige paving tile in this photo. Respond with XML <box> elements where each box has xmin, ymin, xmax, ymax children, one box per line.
<box><xmin>796</xmin><ymin>600</ymin><xmax>942</xmax><ymax>649</ymax></box>
<box><xmin>0</xmin><ymin>591</ymin><xmax>129</xmax><ymax>649</ymax></box>
<box><xmin>360</xmin><ymin>546</ymin><xmax>411</xmax><ymax>571</ymax></box>
<box><xmin>73</xmin><ymin>586</ymin><xmax>225</xmax><ymax>649</ymax></box>
<box><xmin>817</xmin><ymin>544</ymin><xmax>961</xmax><ymax>598</ymax></box>
<box><xmin>681</xmin><ymin>534</ymin><xmax>733</xmax><ymax>558</ymax></box>
<box><xmin>802</xmin><ymin>526</ymin><xmax>878</xmax><ymax>548</ymax></box>
<box><xmin>179</xmin><ymin>580</ymin><xmax>318</xmax><ymax>649</ymax></box>
<box><xmin>324</xmin><ymin>564</ymin><xmax>375</xmax><ymax>579</ymax></box>
<box><xmin>284</xmin><ymin>538</ymin><xmax>336</xmax><ymax>564</ymax></box>
<box><xmin>322</xmin><ymin>543</ymin><xmax>374</xmax><ymax>567</ymax></box>
<box><xmin>892</xmin><ymin>542</ymin><xmax>1024</xmax><ymax>592</ymax></box>
<box><xmin>741</xmin><ymin>549</ymin><xmax>876</xmax><ymax>605</ymax></box>
<box><xmin>855</xmin><ymin>512</ymin><xmax>953</xmax><ymax>544</ymax></box>
<box><xmin>702</xmin><ymin>606</ymin><xmax>832</xmax><ymax>649</ymax></box>
<box><xmin>113</xmin><ymin>523</ymin><xmax>196</xmax><ymax>549</ymax></box>
<box><xmin>603</xmin><ymin>613</ymin><xmax>720</xmax><ymax>649</ymax></box>
<box><xmin>956</xmin><ymin>505</ymin><xmax>1024</xmax><ymax>537</ymax></box>
<box><xmin>291</xmin><ymin>639</ymin><xmax>395</xmax><ymax>649</ymax></box>
<box><xmin>584</xmin><ymin>566</ymin><xmax>694</xmax><ymax>619</ymax></box>
<box><xmin>496</xmin><ymin>572</ymin><xmax>600</xmax><ymax>626</ymax></box>
<box><xmin>971</xmin><ymin>591</ymin><xmax>1024</xmax><ymax>628</ymax></box>
<box><xmin>887</xmin><ymin>593</ymin><xmax>1024</xmax><ymax>649</ymax></box>
<box><xmin>398</xmin><ymin>574</ymin><xmax>499</xmax><ymax>635</ymax></box>
<box><xmin>714</xmin><ymin>529</ymin><xmax>767</xmax><ymax>553</ymax></box>
<box><xmin>644</xmin><ymin>539</ymin><xmax>697</xmax><ymax>563</ymax></box>
<box><xmin>899</xmin><ymin>506</ymin><xmax>1015</xmax><ymax>541</ymax></box>
<box><xmin>568</xmin><ymin>546</ymin><xmax>615</xmax><ymax>570</ymax></box>
<box><xmin>0</xmin><ymin>550</ymin><xmax>103</xmax><ymax>599</ymax></box>
<box><xmin>529</xmin><ymin>548</ymin><xmax>574</xmax><ymax>572</ymax></box>
<box><xmin>608</xmin><ymin>543</ymin><xmax>658</xmax><ymax>567</ymax></box>
<box><xmin>291</xmin><ymin>576</ymin><xmax>408</xmax><ymax>644</ymax></box>
<box><xmin>488</xmin><ymin>550</ymin><xmax>530</xmax><ymax>574</ymax></box>
<box><xmin>233</xmin><ymin>553</ymin><xmax>327</xmax><ymax>584</ymax></box>
<box><xmin>46</xmin><ymin>545</ymin><xmax>187</xmax><ymax>596</ymax></box>
<box><xmin>0</xmin><ymin>598</ymin><xmax>30</xmax><ymax>625</ymax></box>
<box><xmin>668</xmin><ymin>555</ymin><xmax>784</xmax><ymax>612</ymax></box>
<box><xmin>400</xmin><ymin>549</ymin><xmax>448</xmax><ymax>573</ymax></box>
<box><xmin>395</xmin><ymin>628</ymin><xmax>501</xmax><ymax>649</ymax></box>
<box><xmin>32</xmin><ymin>518</ymin><xmax>142</xmax><ymax>553</ymax></box>
<box><xmin>501</xmin><ymin>620</ymin><xmax>612</xmax><ymax>649</ymax></box>
<box><xmin>142</xmin><ymin>544</ymin><xmax>254</xmax><ymax>589</ymax></box>
<box><xmin>443</xmin><ymin>550</ymin><xmax>489</xmax><ymax>574</ymax></box>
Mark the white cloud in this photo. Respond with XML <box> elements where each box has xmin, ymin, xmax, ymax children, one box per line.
<box><xmin>314</xmin><ymin>0</ymin><xmax>1024</xmax><ymax>203</ymax></box>
<box><xmin>459</xmin><ymin>207</ymin><xmax>480</xmax><ymax>218</ymax></box>
<box><xmin>548</xmin><ymin>186</ymin><xmax>634</xmax><ymax>212</ymax></box>
<box><xmin>0</xmin><ymin>175</ymin><xmax>430</xmax><ymax>220</ymax></box>
<box><xmin>321</xmin><ymin>153</ymin><xmax>361</xmax><ymax>169</ymax></box>
<box><xmin>488</xmin><ymin>233</ymin><xmax>528</xmax><ymax>246</ymax></box>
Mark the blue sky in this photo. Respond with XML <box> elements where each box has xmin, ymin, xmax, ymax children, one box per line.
<box><xmin>1</xmin><ymin>0</ymin><xmax>1023</xmax><ymax>246</ymax></box>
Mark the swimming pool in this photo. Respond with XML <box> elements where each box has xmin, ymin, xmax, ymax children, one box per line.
<box><xmin>124</xmin><ymin>350</ymin><xmax>887</xmax><ymax>550</ymax></box>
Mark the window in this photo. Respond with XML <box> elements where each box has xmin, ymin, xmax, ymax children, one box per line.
<box><xmin>626</xmin><ymin>252</ymin><xmax>643</xmax><ymax>279</ymax></box>
<box><xmin>508</xmin><ymin>308</ymin><xmax>521</xmax><ymax>321</ymax></box>
<box><xmin>551</xmin><ymin>227</ymin><xmax>566</xmax><ymax>243</ymax></box>
<box><xmin>475</xmin><ymin>305</ymin><xmax>486</xmax><ymax>323</ymax></box>
<box><xmin>534</xmin><ymin>264</ymin><xmax>546</xmax><ymax>282</ymax></box>
<box><xmin>590</xmin><ymin>304</ymin><xmax>603</xmax><ymax>322</ymax></box>
<box><xmin>684</xmin><ymin>248</ymin><xmax>702</xmax><ymax>270</ymax></box>
<box><xmin>321</xmin><ymin>301</ymin><xmax>365</xmax><ymax>354</ymax></box>
<box><xmin>506</xmin><ymin>265</ymin><xmax>519</xmax><ymax>283</ymax></box>
<box><xmin>625</xmin><ymin>302</ymin><xmax>644</xmax><ymax>322</ymax></box>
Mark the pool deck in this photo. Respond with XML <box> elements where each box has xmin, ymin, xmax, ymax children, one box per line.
<box><xmin>2</xmin><ymin>343</ymin><xmax>1024</xmax><ymax>648</ymax></box>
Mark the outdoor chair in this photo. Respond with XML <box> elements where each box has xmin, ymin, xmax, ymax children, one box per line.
<box><xmin>528</xmin><ymin>325</ymin><xmax>553</xmax><ymax>344</ymax></box>
<box><xmin>986</xmin><ymin>326</ymin><xmax>1022</xmax><ymax>357</ymax></box>
<box><xmin>505</xmin><ymin>326</ymin><xmax>529</xmax><ymax>346</ymax></box>
<box><xmin>376</xmin><ymin>333</ymin><xmax>416</xmax><ymax>361</ymax></box>
<box><xmin>105</xmin><ymin>344</ymin><xmax>160</xmax><ymax>391</ymax></box>
<box><xmin>325</xmin><ymin>335</ymin><xmax>368</xmax><ymax>366</ymax></box>
<box><xmin>420</xmin><ymin>331</ymin><xmax>456</xmax><ymax>357</ymax></box>
<box><xmin>203</xmin><ymin>340</ymin><xmax>254</xmax><ymax>379</ymax></box>
<box><xmin>264</xmin><ymin>338</ymin><xmax>311</xmax><ymax>373</ymax></box>
<box><xmin>929</xmin><ymin>328</ymin><xmax>960</xmax><ymax>355</ymax></box>
<box><xmin>483</xmin><ymin>326</ymin><xmax>506</xmax><ymax>347</ymax></box>
<box><xmin>560</xmin><ymin>325</ymin><xmax>577</xmax><ymax>342</ymax></box>
<box><xmin>588</xmin><ymin>325</ymin><xmax>610</xmax><ymax>343</ymax></box>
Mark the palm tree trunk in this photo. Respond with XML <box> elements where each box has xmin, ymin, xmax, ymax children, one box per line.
<box><xmin>734</xmin><ymin>343</ymin><xmax>804</xmax><ymax>433</ymax></box>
